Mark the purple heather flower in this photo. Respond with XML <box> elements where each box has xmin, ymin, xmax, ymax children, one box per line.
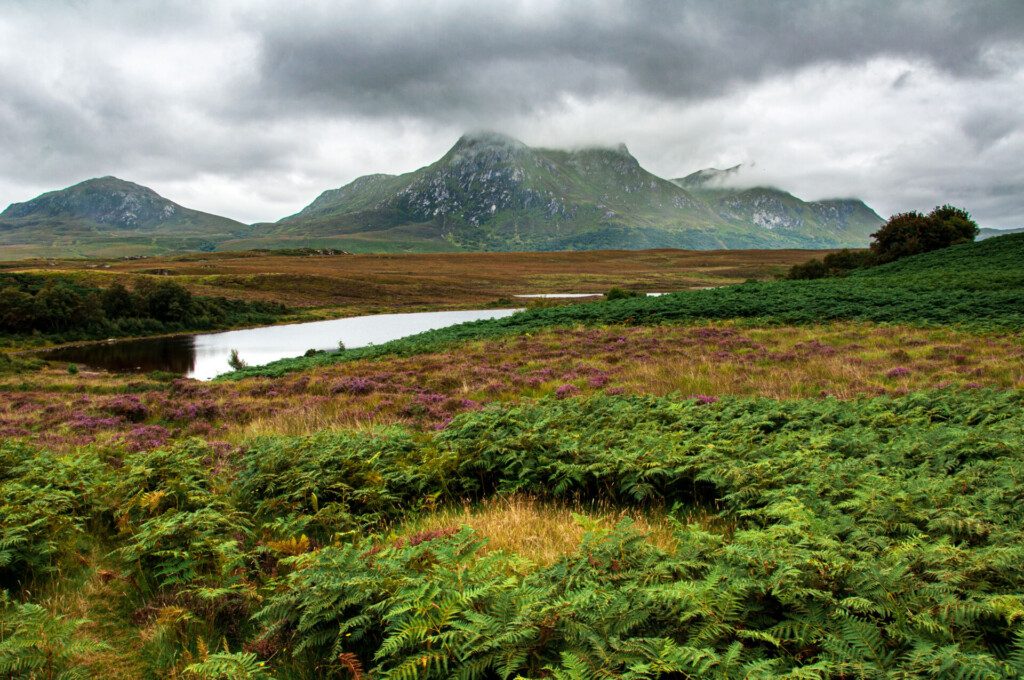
<box><xmin>103</xmin><ymin>395</ymin><xmax>149</xmax><ymax>422</ymax></box>
<box><xmin>555</xmin><ymin>384</ymin><xmax>580</xmax><ymax>399</ymax></box>
<box><xmin>331</xmin><ymin>376</ymin><xmax>376</xmax><ymax>395</ymax></box>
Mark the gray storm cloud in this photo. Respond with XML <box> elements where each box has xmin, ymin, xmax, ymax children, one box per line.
<box><xmin>0</xmin><ymin>0</ymin><xmax>1021</xmax><ymax>227</ymax></box>
<box><xmin>244</xmin><ymin>0</ymin><xmax>1024</xmax><ymax>116</ymax></box>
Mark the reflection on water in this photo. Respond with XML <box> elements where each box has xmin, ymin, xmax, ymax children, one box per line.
<box><xmin>515</xmin><ymin>293</ymin><xmax>603</xmax><ymax>298</ymax></box>
<box><xmin>515</xmin><ymin>292</ymin><xmax>669</xmax><ymax>298</ymax></box>
<box><xmin>43</xmin><ymin>335</ymin><xmax>199</xmax><ymax>375</ymax></box>
<box><xmin>40</xmin><ymin>308</ymin><xmax>521</xmax><ymax>380</ymax></box>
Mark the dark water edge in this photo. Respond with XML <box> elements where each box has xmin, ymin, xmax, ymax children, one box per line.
<box><xmin>40</xmin><ymin>335</ymin><xmax>199</xmax><ymax>375</ymax></box>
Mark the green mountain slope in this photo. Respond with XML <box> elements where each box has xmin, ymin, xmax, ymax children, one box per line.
<box><xmin>271</xmin><ymin>132</ymin><xmax>884</xmax><ymax>251</ymax></box>
<box><xmin>0</xmin><ymin>177</ymin><xmax>251</xmax><ymax>258</ymax></box>
<box><xmin>0</xmin><ymin>135</ymin><xmax>886</xmax><ymax>257</ymax></box>
<box><xmin>673</xmin><ymin>166</ymin><xmax>883</xmax><ymax>246</ymax></box>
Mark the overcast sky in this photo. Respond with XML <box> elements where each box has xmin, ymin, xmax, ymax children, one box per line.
<box><xmin>1</xmin><ymin>0</ymin><xmax>1022</xmax><ymax>227</ymax></box>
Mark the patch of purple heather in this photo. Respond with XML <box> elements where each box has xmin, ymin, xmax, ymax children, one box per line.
<box><xmin>886</xmin><ymin>367</ymin><xmax>911</xmax><ymax>378</ymax></box>
<box><xmin>166</xmin><ymin>399</ymin><xmax>221</xmax><ymax>421</ymax></box>
<box><xmin>103</xmin><ymin>394</ymin><xmax>149</xmax><ymax>422</ymax></box>
<box><xmin>331</xmin><ymin>376</ymin><xmax>377</xmax><ymax>395</ymax></box>
<box><xmin>119</xmin><ymin>425</ymin><xmax>172</xmax><ymax>452</ymax></box>
<box><xmin>69</xmin><ymin>414</ymin><xmax>124</xmax><ymax>431</ymax></box>
<box><xmin>555</xmin><ymin>384</ymin><xmax>580</xmax><ymax>399</ymax></box>
<box><xmin>415</xmin><ymin>391</ymin><xmax>447</xmax><ymax>406</ymax></box>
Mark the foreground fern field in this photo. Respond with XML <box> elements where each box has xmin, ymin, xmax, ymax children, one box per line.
<box><xmin>2</xmin><ymin>234</ymin><xmax>1024</xmax><ymax>678</ymax></box>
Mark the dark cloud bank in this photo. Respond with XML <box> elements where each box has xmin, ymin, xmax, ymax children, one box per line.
<box><xmin>0</xmin><ymin>0</ymin><xmax>1022</xmax><ymax>227</ymax></box>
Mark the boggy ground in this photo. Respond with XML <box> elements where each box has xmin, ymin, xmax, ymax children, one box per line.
<box><xmin>4</xmin><ymin>320</ymin><xmax>1020</xmax><ymax>452</ymax></box>
<box><xmin>1</xmin><ymin>247</ymin><xmax>827</xmax><ymax>310</ymax></box>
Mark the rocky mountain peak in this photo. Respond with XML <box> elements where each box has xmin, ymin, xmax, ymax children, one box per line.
<box><xmin>1</xmin><ymin>176</ymin><xmax>180</xmax><ymax>228</ymax></box>
<box><xmin>675</xmin><ymin>164</ymin><xmax>743</xmax><ymax>188</ymax></box>
<box><xmin>449</xmin><ymin>131</ymin><xmax>529</xmax><ymax>157</ymax></box>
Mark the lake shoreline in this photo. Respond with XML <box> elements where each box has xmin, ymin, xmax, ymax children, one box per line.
<box><xmin>35</xmin><ymin>307</ymin><xmax>524</xmax><ymax>380</ymax></box>
<box><xmin>5</xmin><ymin>300</ymin><xmax>530</xmax><ymax>357</ymax></box>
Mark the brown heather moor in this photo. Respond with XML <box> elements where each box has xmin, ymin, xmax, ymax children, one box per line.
<box><xmin>1</xmin><ymin>248</ymin><xmax>832</xmax><ymax>311</ymax></box>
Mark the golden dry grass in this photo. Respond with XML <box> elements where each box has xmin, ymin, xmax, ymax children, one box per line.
<box><xmin>396</xmin><ymin>495</ymin><xmax>725</xmax><ymax>567</ymax></box>
<box><xmin>607</xmin><ymin>323</ymin><xmax>1024</xmax><ymax>399</ymax></box>
<box><xmin>35</xmin><ymin>547</ymin><xmax>146</xmax><ymax>679</ymax></box>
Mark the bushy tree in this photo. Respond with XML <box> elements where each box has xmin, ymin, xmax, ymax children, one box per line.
<box><xmin>33</xmin><ymin>282</ymin><xmax>101</xmax><ymax>333</ymax></box>
<box><xmin>0</xmin><ymin>287</ymin><xmax>34</xmax><ymax>333</ymax></box>
<box><xmin>870</xmin><ymin>205</ymin><xmax>978</xmax><ymax>264</ymax></box>
<box><xmin>100</xmin><ymin>282</ymin><xmax>135</xmax><ymax>319</ymax></box>
<box><xmin>605</xmin><ymin>287</ymin><xmax>643</xmax><ymax>301</ymax></box>
<box><xmin>787</xmin><ymin>249</ymin><xmax>875</xmax><ymax>280</ymax></box>
<box><xmin>137</xmin><ymin>280</ymin><xmax>194</xmax><ymax>322</ymax></box>
<box><xmin>787</xmin><ymin>258</ymin><xmax>829</xmax><ymax>280</ymax></box>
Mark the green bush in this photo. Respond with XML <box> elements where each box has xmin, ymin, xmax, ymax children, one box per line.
<box><xmin>605</xmin><ymin>287</ymin><xmax>643</xmax><ymax>301</ymax></box>
<box><xmin>788</xmin><ymin>248</ymin><xmax>875</xmax><ymax>279</ymax></box>
<box><xmin>235</xmin><ymin>428</ymin><xmax>445</xmax><ymax>542</ymax></box>
<box><xmin>870</xmin><ymin>204</ymin><xmax>979</xmax><ymax>264</ymax></box>
<box><xmin>112</xmin><ymin>441</ymin><xmax>252</xmax><ymax>594</ymax></box>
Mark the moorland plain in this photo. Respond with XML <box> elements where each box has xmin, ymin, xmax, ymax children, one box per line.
<box><xmin>0</xmin><ymin>247</ymin><xmax>829</xmax><ymax>311</ymax></box>
<box><xmin>2</xmin><ymin>233</ymin><xmax>1024</xmax><ymax>678</ymax></box>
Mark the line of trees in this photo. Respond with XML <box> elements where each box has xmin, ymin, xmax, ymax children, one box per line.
<box><xmin>0</xmin><ymin>275</ymin><xmax>285</xmax><ymax>340</ymax></box>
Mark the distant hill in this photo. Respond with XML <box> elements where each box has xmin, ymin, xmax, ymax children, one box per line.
<box><xmin>0</xmin><ymin>177</ymin><xmax>251</xmax><ymax>258</ymax></box>
<box><xmin>979</xmin><ymin>227</ymin><xmax>1024</xmax><ymax>240</ymax></box>
<box><xmin>268</xmin><ymin>132</ymin><xmax>884</xmax><ymax>251</ymax></box>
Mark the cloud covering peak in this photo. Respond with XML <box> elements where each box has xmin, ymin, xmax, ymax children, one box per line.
<box><xmin>1</xmin><ymin>0</ymin><xmax>1022</xmax><ymax>227</ymax></box>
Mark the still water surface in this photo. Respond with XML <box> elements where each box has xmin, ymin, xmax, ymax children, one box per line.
<box><xmin>514</xmin><ymin>292</ymin><xmax>668</xmax><ymax>298</ymax></box>
<box><xmin>41</xmin><ymin>308</ymin><xmax>521</xmax><ymax>380</ymax></box>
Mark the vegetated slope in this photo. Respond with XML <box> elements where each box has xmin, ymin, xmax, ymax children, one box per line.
<box><xmin>674</xmin><ymin>165</ymin><xmax>882</xmax><ymax>246</ymax></box>
<box><xmin>242</xmin><ymin>390</ymin><xmax>1024</xmax><ymax>676</ymax></box>
<box><xmin>270</xmin><ymin>132</ymin><xmax>883</xmax><ymax>251</ymax></box>
<box><xmin>8</xmin><ymin>389</ymin><xmax>1024</xmax><ymax>676</ymax></box>
<box><xmin>0</xmin><ymin>176</ymin><xmax>252</xmax><ymax>258</ymax></box>
<box><xmin>226</xmin><ymin>231</ymin><xmax>1024</xmax><ymax>378</ymax></box>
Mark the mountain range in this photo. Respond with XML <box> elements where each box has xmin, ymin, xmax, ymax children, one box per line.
<box><xmin>1</xmin><ymin>132</ymin><xmax>885</xmax><ymax>258</ymax></box>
